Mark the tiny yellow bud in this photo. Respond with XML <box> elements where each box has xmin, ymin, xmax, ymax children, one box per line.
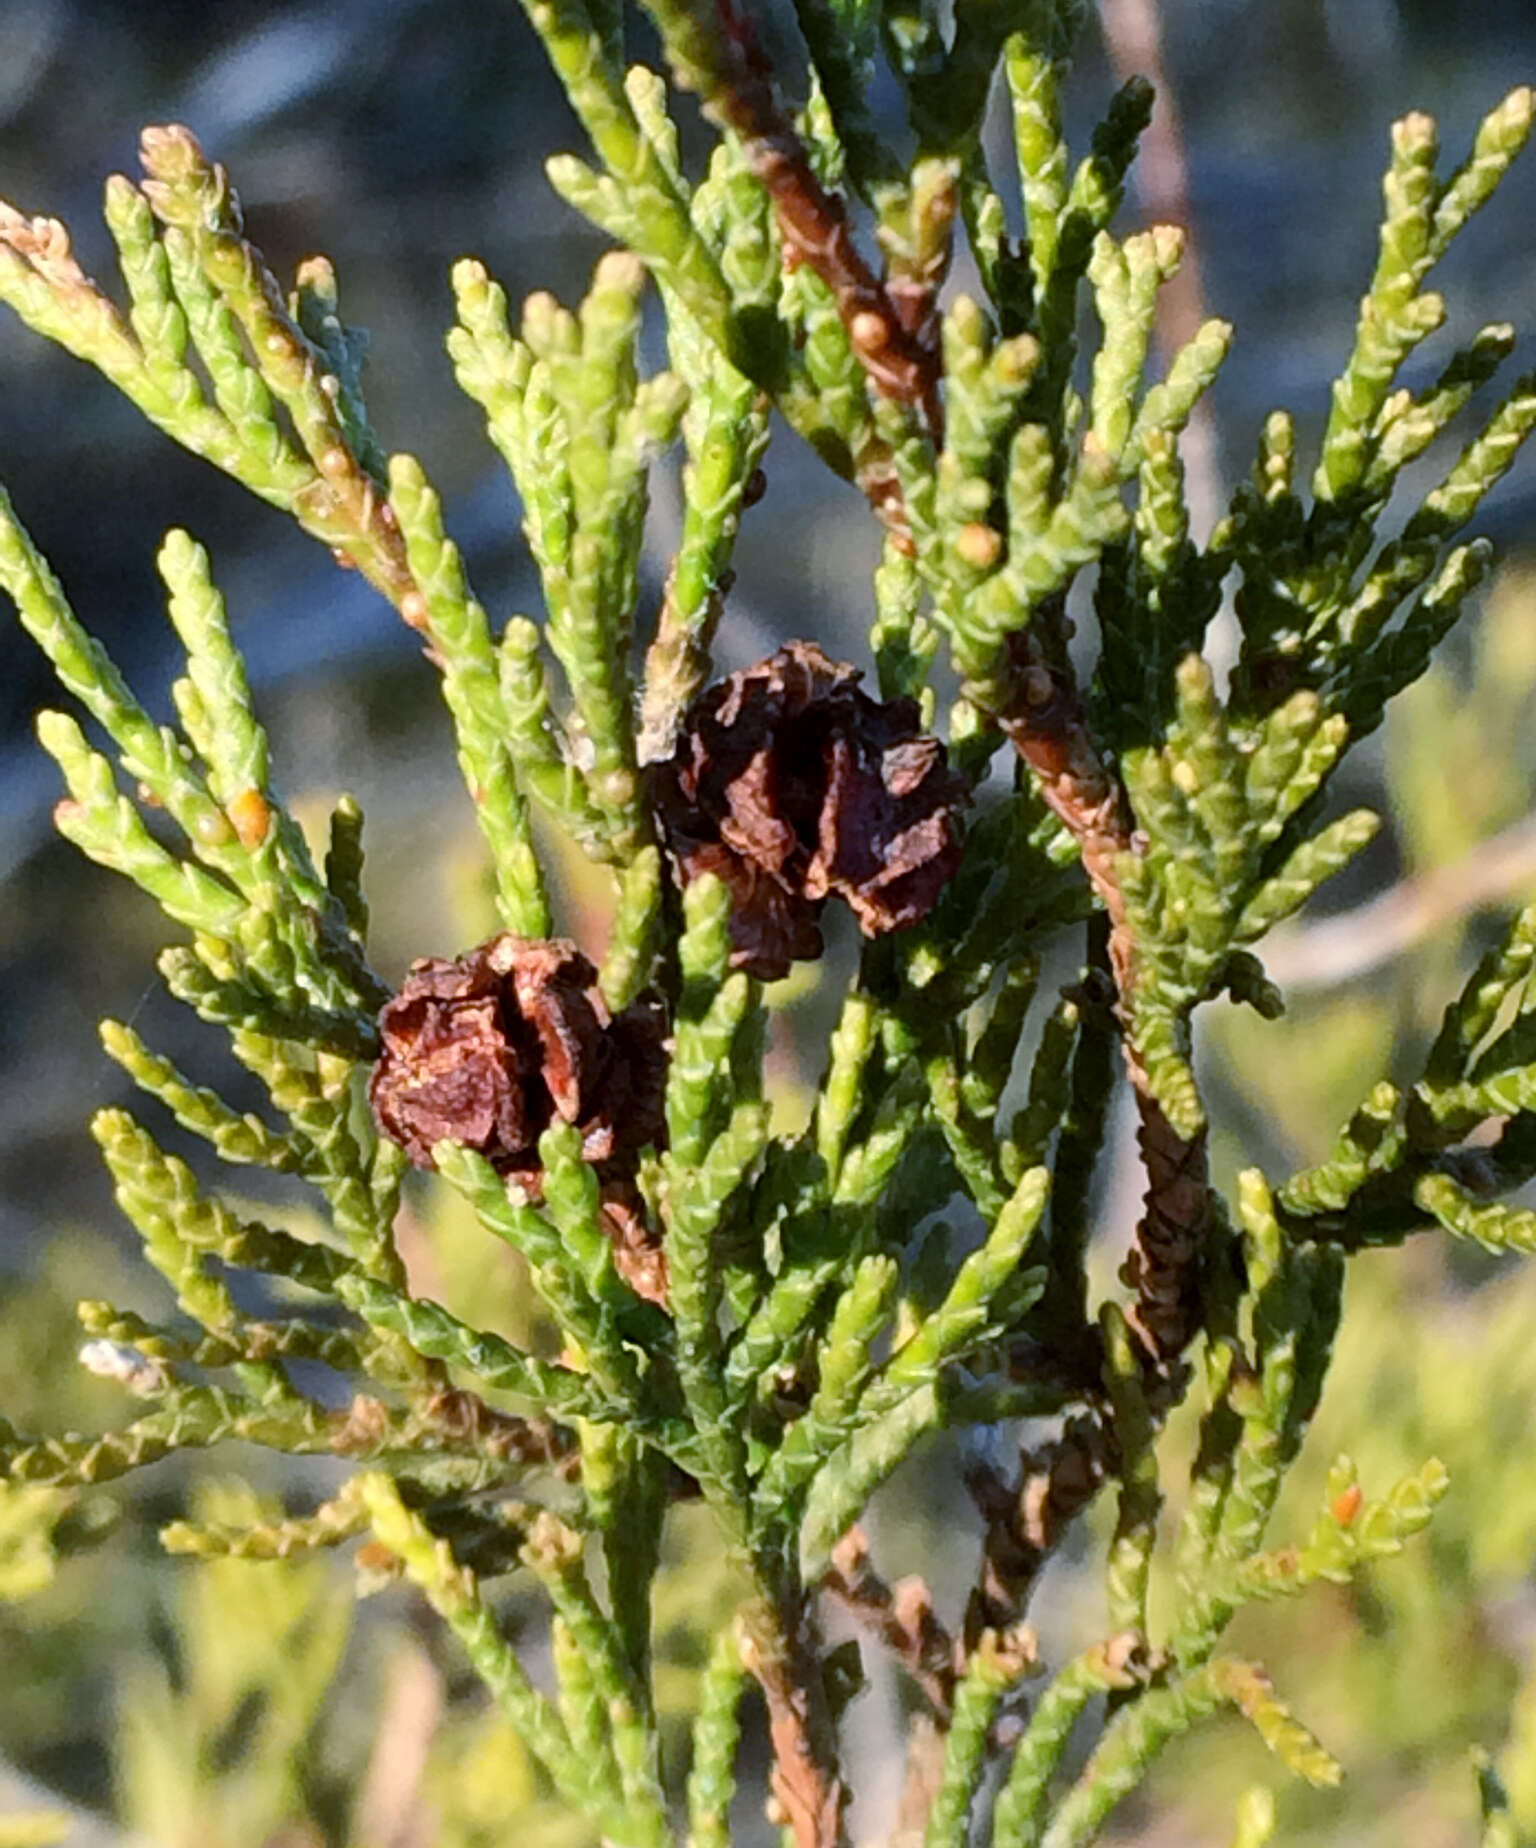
<box><xmin>954</xmin><ymin>522</ymin><xmax>1003</xmax><ymax>570</ymax></box>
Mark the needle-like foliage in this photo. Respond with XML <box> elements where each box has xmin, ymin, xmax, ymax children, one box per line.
<box><xmin>2</xmin><ymin>8</ymin><xmax>1535</xmax><ymax>1845</ymax></box>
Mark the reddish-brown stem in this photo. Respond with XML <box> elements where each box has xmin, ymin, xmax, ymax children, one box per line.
<box><xmin>741</xmin><ymin>1594</ymin><xmax>848</xmax><ymax>1848</ymax></box>
<box><xmin>714</xmin><ymin>1</ymin><xmax>942</xmax><ymax>430</ymax></box>
<box><xmin>1122</xmin><ymin>1102</ymin><xmax>1208</xmax><ymax>1361</ymax></box>
<box><xmin>826</xmin><ymin>1525</ymin><xmax>958</xmax><ymax>1719</ymax></box>
<box><xmin>648</xmin><ymin>0</ymin><xmax>944</xmax><ymax>440</ymax></box>
<box><xmin>993</xmin><ymin>631</ymin><xmax>1209</xmax><ymax>1367</ymax></box>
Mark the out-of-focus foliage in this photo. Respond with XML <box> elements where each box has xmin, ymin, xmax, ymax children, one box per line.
<box><xmin>114</xmin><ymin>1479</ymin><xmax>350</xmax><ymax>1848</ymax></box>
<box><xmin>1190</xmin><ymin>558</ymin><xmax>1536</xmax><ymax>1846</ymax></box>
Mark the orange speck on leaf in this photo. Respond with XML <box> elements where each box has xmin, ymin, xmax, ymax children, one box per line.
<box><xmin>227</xmin><ymin>787</ymin><xmax>271</xmax><ymax>850</ymax></box>
<box><xmin>1331</xmin><ymin>1483</ymin><xmax>1363</xmax><ymax>1526</ymax></box>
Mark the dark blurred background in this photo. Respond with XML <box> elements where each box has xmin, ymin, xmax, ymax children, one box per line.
<box><xmin>3</xmin><ymin>3</ymin><xmax>1536</xmax><ymax>1843</ymax></box>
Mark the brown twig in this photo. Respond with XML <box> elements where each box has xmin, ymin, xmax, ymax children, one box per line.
<box><xmin>1261</xmin><ymin>812</ymin><xmax>1536</xmax><ymax>989</ymax></box>
<box><xmin>641</xmin><ymin>0</ymin><xmax>944</xmax><ymax>438</ymax></box>
<box><xmin>825</xmin><ymin>1525</ymin><xmax>958</xmax><ymax>1719</ymax></box>
<box><xmin>741</xmin><ymin>1593</ymin><xmax>848</xmax><ymax>1848</ymax></box>
<box><xmin>964</xmin><ymin>1415</ymin><xmax>1111</xmax><ymax>1644</ymax></box>
<box><xmin>710</xmin><ymin>0</ymin><xmax>942</xmax><ymax>430</ymax></box>
<box><xmin>352</xmin><ymin>1643</ymin><xmax>444</xmax><ymax>1848</ymax></box>
<box><xmin>1121</xmin><ymin>1105</ymin><xmax>1208</xmax><ymax>1363</ymax></box>
<box><xmin>995</xmin><ymin>632</ymin><xmax>1210</xmax><ymax>1367</ymax></box>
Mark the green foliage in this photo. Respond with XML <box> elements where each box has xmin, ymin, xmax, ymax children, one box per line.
<box><xmin>0</xmin><ymin>1486</ymin><xmax>71</xmax><ymax>1603</ymax></box>
<box><xmin>115</xmin><ymin>1478</ymin><xmax>351</xmax><ymax>1848</ymax></box>
<box><xmin>1</xmin><ymin>9</ymin><xmax>1535</xmax><ymax>1847</ymax></box>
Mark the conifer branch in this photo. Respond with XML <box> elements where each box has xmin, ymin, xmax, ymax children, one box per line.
<box><xmin>1</xmin><ymin>22</ymin><xmax>1533</xmax><ymax>1848</ymax></box>
<box><xmin>637</xmin><ymin>0</ymin><xmax>943</xmax><ymax>431</ymax></box>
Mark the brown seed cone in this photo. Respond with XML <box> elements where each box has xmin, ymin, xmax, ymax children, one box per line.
<box><xmin>651</xmin><ymin>640</ymin><xmax>967</xmax><ymax>980</ymax></box>
<box><xmin>369</xmin><ymin>935</ymin><xmax>666</xmax><ymax>1180</ymax></box>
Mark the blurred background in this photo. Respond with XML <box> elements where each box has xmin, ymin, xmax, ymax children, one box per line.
<box><xmin>2</xmin><ymin>1</ymin><xmax>1536</xmax><ymax>1843</ymax></box>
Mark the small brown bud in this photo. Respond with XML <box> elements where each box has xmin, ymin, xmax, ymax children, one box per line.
<box><xmin>849</xmin><ymin>309</ymin><xmax>889</xmax><ymax>354</ymax></box>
